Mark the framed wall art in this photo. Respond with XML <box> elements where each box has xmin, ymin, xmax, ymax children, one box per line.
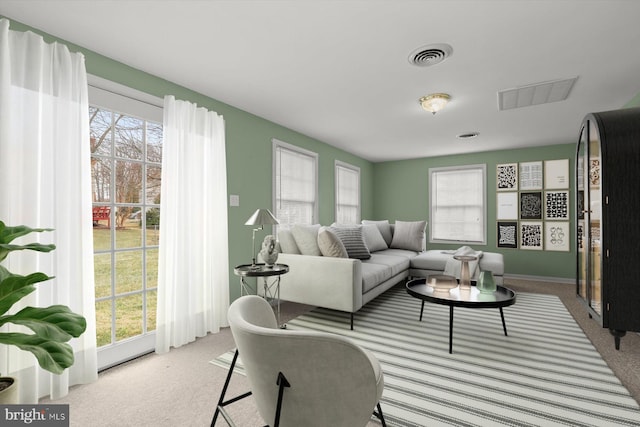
<box><xmin>520</xmin><ymin>161</ymin><xmax>543</xmax><ymax>190</ymax></box>
<box><xmin>544</xmin><ymin>221</ymin><xmax>570</xmax><ymax>251</ymax></box>
<box><xmin>497</xmin><ymin>192</ymin><xmax>518</xmax><ymax>220</ymax></box>
<box><xmin>520</xmin><ymin>221</ymin><xmax>543</xmax><ymax>250</ymax></box>
<box><xmin>545</xmin><ymin>190</ymin><xmax>569</xmax><ymax>220</ymax></box>
<box><xmin>497</xmin><ymin>163</ymin><xmax>518</xmax><ymax>191</ymax></box>
<box><xmin>544</xmin><ymin>159</ymin><xmax>569</xmax><ymax>189</ymax></box>
<box><xmin>520</xmin><ymin>191</ymin><xmax>542</xmax><ymax>220</ymax></box>
<box><xmin>497</xmin><ymin>221</ymin><xmax>518</xmax><ymax>248</ymax></box>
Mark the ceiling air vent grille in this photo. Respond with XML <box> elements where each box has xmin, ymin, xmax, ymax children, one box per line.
<box><xmin>409</xmin><ymin>43</ymin><xmax>453</xmax><ymax>67</ymax></box>
<box><xmin>498</xmin><ymin>77</ymin><xmax>578</xmax><ymax>110</ymax></box>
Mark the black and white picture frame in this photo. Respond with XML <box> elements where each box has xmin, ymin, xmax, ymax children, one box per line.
<box><xmin>545</xmin><ymin>190</ymin><xmax>569</xmax><ymax>220</ymax></box>
<box><xmin>520</xmin><ymin>161</ymin><xmax>543</xmax><ymax>190</ymax></box>
<box><xmin>497</xmin><ymin>163</ymin><xmax>518</xmax><ymax>191</ymax></box>
<box><xmin>497</xmin><ymin>221</ymin><xmax>518</xmax><ymax>248</ymax></box>
<box><xmin>520</xmin><ymin>191</ymin><xmax>542</xmax><ymax>220</ymax></box>
<box><xmin>520</xmin><ymin>221</ymin><xmax>543</xmax><ymax>250</ymax></box>
<box><xmin>497</xmin><ymin>192</ymin><xmax>518</xmax><ymax>220</ymax></box>
<box><xmin>544</xmin><ymin>159</ymin><xmax>569</xmax><ymax>189</ymax></box>
<box><xmin>544</xmin><ymin>221</ymin><xmax>570</xmax><ymax>251</ymax></box>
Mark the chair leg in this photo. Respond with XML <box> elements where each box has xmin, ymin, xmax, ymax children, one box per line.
<box><xmin>373</xmin><ymin>402</ymin><xmax>386</xmax><ymax>426</ymax></box>
<box><xmin>273</xmin><ymin>372</ymin><xmax>291</xmax><ymax>427</ymax></box>
<box><xmin>211</xmin><ymin>349</ymin><xmax>252</xmax><ymax>426</ymax></box>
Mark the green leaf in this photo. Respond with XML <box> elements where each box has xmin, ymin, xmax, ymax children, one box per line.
<box><xmin>0</xmin><ymin>270</ymin><xmax>51</xmax><ymax>316</ymax></box>
<box><xmin>0</xmin><ymin>333</ymin><xmax>74</xmax><ymax>375</ymax></box>
<box><xmin>0</xmin><ymin>305</ymin><xmax>87</xmax><ymax>341</ymax></box>
<box><xmin>0</xmin><ymin>221</ymin><xmax>55</xmax><ymax>261</ymax></box>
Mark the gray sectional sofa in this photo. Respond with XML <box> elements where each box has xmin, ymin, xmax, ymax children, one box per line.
<box><xmin>272</xmin><ymin>220</ymin><xmax>504</xmax><ymax>329</ymax></box>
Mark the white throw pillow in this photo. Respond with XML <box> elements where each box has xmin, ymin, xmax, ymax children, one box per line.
<box><xmin>361</xmin><ymin>224</ymin><xmax>388</xmax><ymax>252</ymax></box>
<box><xmin>291</xmin><ymin>224</ymin><xmax>322</xmax><ymax>256</ymax></box>
<box><xmin>362</xmin><ymin>220</ymin><xmax>392</xmax><ymax>246</ymax></box>
<box><xmin>277</xmin><ymin>229</ymin><xmax>301</xmax><ymax>254</ymax></box>
<box><xmin>390</xmin><ymin>220</ymin><xmax>427</xmax><ymax>252</ymax></box>
<box><xmin>317</xmin><ymin>226</ymin><xmax>348</xmax><ymax>258</ymax></box>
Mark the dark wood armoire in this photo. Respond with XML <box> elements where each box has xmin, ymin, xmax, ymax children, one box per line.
<box><xmin>576</xmin><ymin>107</ymin><xmax>640</xmax><ymax>350</ymax></box>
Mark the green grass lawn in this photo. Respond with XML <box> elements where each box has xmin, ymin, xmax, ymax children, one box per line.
<box><xmin>93</xmin><ymin>220</ymin><xmax>159</xmax><ymax>347</ymax></box>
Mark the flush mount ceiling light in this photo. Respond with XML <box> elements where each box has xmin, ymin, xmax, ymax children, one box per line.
<box><xmin>419</xmin><ymin>93</ymin><xmax>451</xmax><ymax>115</ymax></box>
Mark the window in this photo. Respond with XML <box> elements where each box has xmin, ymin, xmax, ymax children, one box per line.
<box><xmin>89</xmin><ymin>76</ymin><xmax>163</xmax><ymax>369</ymax></box>
<box><xmin>335</xmin><ymin>161</ymin><xmax>360</xmax><ymax>224</ymax></box>
<box><xmin>273</xmin><ymin>139</ymin><xmax>318</xmax><ymax>228</ymax></box>
<box><xmin>429</xmin><ymin>164</ymin><xmax>486</xmax><ymax>244</ymax></box>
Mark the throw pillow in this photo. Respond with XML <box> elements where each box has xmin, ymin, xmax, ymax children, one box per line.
<box><xmin>277</xmin><ymin>229</ymin><xmax>301</xmax><ymax>254</ymax></box>
<box><xmin>291</xmin><ymin>224</ymin><xmax>322</xmax><ymax>256</ymax></box>
<box><xmin>329</xmin><ymin>226</ymin><xmax>371</xmax><ymax>260</ymax></box>
<box><xmin>361</xmin><ymin>224</ymin><xmax>388</xmax><ymax>252</ymax></box>
<box><xmin>317</xmin><ymin>226</ymin><xmax>348</xmax><ymax>258</ymax></box>
<box><xmin>361</xmin><ymin>220</ymin><xmax>392</xmax><ymax>246</ymax></box>
<box><xmin>390</xmin><ymin>220</ymin><xmax>427</xmax><ymax>252</ymax></box>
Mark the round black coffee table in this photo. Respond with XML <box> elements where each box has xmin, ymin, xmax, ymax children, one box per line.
<box><xmin>406</xmin><ymin>277</ymin><xmax>516</xmax><ymax>354</ymax></box>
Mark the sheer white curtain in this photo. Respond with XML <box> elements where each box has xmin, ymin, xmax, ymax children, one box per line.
<box><xmin>156</xmin><ymin>96</ymin><xmax>229</xmax><ymax>353</ymax></box>
<box><xmin>0</xmin><ymin>19</ymin><xmax>98</xmax><ymax>402</ymax></box>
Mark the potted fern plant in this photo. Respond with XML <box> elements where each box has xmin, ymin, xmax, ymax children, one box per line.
<box><xmin>0</xmin><ymin>221</ymin><xmax>87</xmax><ymax>403</ymax></box>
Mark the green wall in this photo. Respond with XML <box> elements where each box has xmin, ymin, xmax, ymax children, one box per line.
<box><xmin>4</xmin><ymin>18</ymin><xmax>374</xmax><ymax>301</ymax></box>
<box><xmin>372</xmin><ymin>144</ymin><xmax>577</xmax><ymax>279</ymax></box>
<box><xmin>9</xmin><ymin>16</ymin><xmax>639</xmax><ymax>287</ymax></box>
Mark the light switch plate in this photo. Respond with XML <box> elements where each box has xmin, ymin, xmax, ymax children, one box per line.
<box><xmin>229</xmin><ymin>194</ymin><xmax>239</xmax><ymax>207</ymax></box>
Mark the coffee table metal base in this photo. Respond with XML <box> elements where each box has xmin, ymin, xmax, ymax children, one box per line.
<box><xmin>409</xmin><ymin>278</ymin><xmax>516</xmax><ymax>354</ymax></box>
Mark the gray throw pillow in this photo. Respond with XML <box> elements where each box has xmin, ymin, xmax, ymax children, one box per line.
<box><xmin>361</xmin><ymin>224</ymin><xmax>388</xmax><ymax>252</ymax></box>
<box><xmin>362</xmin><ymin>220</ymin><xmax>392</xmax><ymax>246</ymax></box>
<box><xmin>317</xmin><ymin>226</ymin><xmax>348</xmax><ymax>258</ymax></box>
<box><xmin>329</xmin><ymin>226</ymin><xmax>371</xmax><ymax>260</ymax></box>
<box><xmin>390</xmin><ymin>220</ymin><xmax>427</xmax><ymax>252</ymax></box>
<box><xmin>291</xmin><ymin>224</ymin><xmax>322</xmax><ymax>256</ymax></box>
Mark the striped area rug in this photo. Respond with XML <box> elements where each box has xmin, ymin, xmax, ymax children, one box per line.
<box><xmin>212</xmin><ymin>286</ymin><xmax>640</xmax><ymax>426</ymax></box>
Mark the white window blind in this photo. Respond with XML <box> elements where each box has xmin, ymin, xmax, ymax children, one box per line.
<box><xmin>430</xmin><ymin>164</ymin><xmax>486</xmax><ymax>244</ymax></box>
<box><xmin>273</xmin><ymin>139</ymin><xmax>318</xmax><ymax>229</ymax></box>
<box><xmin>335</xmin><ymin>161</ymin><xmax>360</xmax><ymax>224</ymax></box>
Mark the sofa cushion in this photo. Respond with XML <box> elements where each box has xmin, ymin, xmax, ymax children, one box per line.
<box><xmin>361</xmin><ymin>224</ymin><xmax>388</xmax><ymax>252</ymax></box>
<box><xmin>390</xmin><ymin>220</ymin><xmax>426</xmax><ymax>252</ymax></box>
<box><xmin>291</xmin><ymin>224</ymin><xmax>322</xmax><ymax>256</ymax></box>
<box><xmin>361</xmin><ymin>262</ymin><xmax>392</xmax><ymax>293</ymax></box>
<box><xmin>317</xmin><ymin>226</ymin><xmax>348</xmax><ymax>258</ymax></box>
<box><xmin>365</xmin><ymin>253</ymin><xmax>410</xmax><ymax>277</ymax></box>
<box><xmin>362</xmin><ymin>220</ymin><xmax>393</xmax><ymax>246</ymax></box>
<box><xmin>410</xmin><ymin>250</ymin><xmax>450</xmax><ymax>270</ymax></box>
<box><xmin>278</xmin><ymin>229</ymin><xmax>301</xmax><ymax>254</ymax></box>
<box><xmin>329</xmin><ymin>226</ymin><xmax>371</xmax><ymax>260</ymax></box>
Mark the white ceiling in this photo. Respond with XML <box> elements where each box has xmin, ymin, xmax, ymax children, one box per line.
<box><xmin>2</xmin><ymin>0</ymin><xmax>640</xmax><ymax>162</ymax></box>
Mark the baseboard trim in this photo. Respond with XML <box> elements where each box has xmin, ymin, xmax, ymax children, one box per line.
<box><xmin>503</xmin><ymin>273</ymin><xmax>574</xmax><ymax>285</ymax></box>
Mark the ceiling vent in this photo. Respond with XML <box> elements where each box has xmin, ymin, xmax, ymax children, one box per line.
<box><xmin>498</xmin><ymin>77</ymin><xmax>578</xmax><ymax>110</ymax></box>
<box><xmin>457</xmin><ymin>132</ymin><xmax>479</xmax><ymax>140</ymax></box>
<box><xmin>408</xmin><ymin>43</ymin><xmax>453</xmax><ymax>67</ymax></box>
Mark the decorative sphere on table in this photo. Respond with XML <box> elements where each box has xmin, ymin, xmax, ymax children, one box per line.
<box><xmin>260</xmin><ymin>235</ymin><xmax>279</xmax><ymax>266</ymax></box>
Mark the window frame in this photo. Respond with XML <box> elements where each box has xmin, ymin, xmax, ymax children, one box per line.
<box><xmin>272</xmin><ymin>138</ymin><xmax>319</xmax><ymax>229</ymax></box>
<box><xmin>334</xmin><ymin>160</ymin><xmax>361</xmax><ymax>224</ymax></box>
<box><xmin>429</xmin><ymin>164</ymin><xmax>487</xmax><ymax>245</ymax></box>
<box><xmin>88</xmin><ymin>75</ymin><xmax>163</xmax><ymax>370</ymax></box>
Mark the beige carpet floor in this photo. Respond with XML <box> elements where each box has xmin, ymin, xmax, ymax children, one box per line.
<box><xmin>40</xmin><ymin>279</ymin><xmax>640</xmax><ymax>426</ymax></box>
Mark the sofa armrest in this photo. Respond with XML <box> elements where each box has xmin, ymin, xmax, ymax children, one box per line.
<box><xmin>275</xmin><ymin>253</ymin><xmax>363</xmax><ymax>313</ymax></box>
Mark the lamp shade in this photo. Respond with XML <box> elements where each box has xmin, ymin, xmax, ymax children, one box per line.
<box><xmin>245</xmin><ymin>208</ymin><xmax>279</xmax><ymax>226</ymax></box>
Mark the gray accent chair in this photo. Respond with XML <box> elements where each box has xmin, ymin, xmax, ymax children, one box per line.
<box><xmin>225</xmin><ymin>295</ymin><xmax>386</xmax><ymax>427</ymax></box>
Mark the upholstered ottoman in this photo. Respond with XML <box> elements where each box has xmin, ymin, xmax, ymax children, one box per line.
<box><xmin>408</xmin><ymin>250</ymin><xmax>504</xmax><ymax>285</ymax></box>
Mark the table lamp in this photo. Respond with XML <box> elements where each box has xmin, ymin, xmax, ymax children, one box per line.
<box><xmin>245</xmin><ymin>208</ymin><xmax>279</xmax><ymax>268</ymax></box>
